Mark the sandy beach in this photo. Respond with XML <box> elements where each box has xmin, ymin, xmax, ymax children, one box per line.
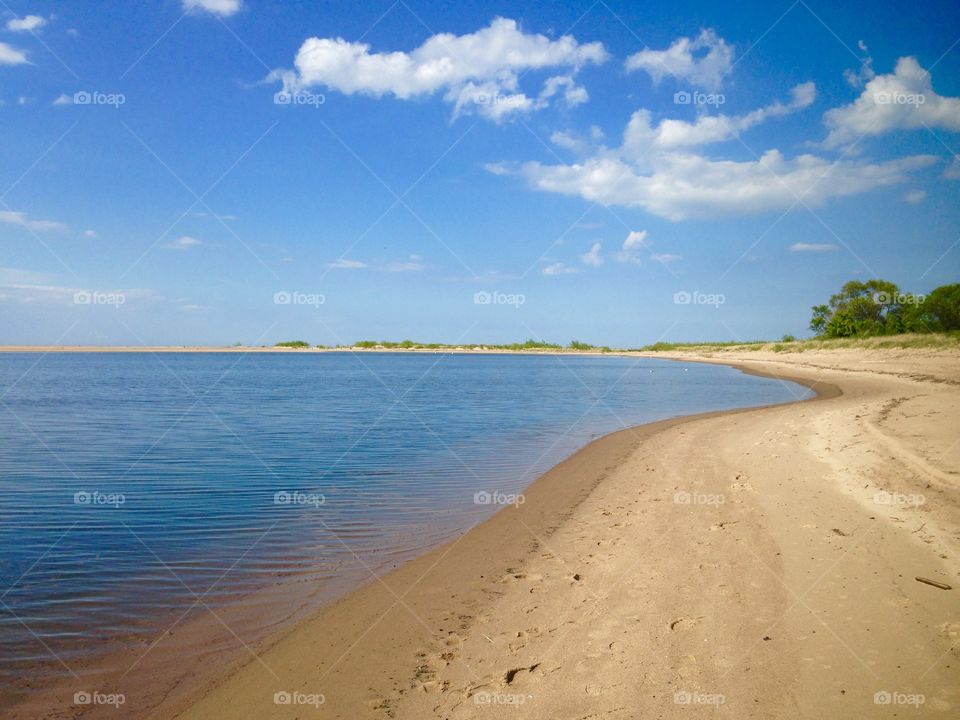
<box><xmin>112</xmin><ymin>347</ymin><xmax>948</xmax><ymax>719</ymax></box>
<box><xmin>8</xmin><ymin>347</ymin><xmax>957</xmax><ymax>719</ymax></box>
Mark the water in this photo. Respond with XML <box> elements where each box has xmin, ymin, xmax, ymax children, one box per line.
<box><xmin>0</xmin><ymin>352</ymin><xmax>812</xmax><ymax>688</ymax></box>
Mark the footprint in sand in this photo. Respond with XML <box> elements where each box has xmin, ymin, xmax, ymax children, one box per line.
<box><xmin>669</xmin><ymin>616</ymin><xmax>704</xmax><ymax>631</ymax></box>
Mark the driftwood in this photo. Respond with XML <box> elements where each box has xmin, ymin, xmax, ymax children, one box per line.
<box><xmin>915</xmin><ymin>576</ymin><xmax>952</xmax><ymax>590</ymax></box>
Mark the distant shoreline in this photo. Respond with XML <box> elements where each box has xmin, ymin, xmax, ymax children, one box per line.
<box><xmin>0</xmin><ymin>345</ymin><xmax>620</xmax><ymax>354</ymax></box>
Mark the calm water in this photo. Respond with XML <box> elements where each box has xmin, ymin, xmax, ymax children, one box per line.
<box><xmin>0</xmin><ymin>352</ymin><xmax>812</xmax><ymax>686</ymax></box>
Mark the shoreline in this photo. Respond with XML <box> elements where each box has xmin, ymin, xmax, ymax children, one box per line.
<box><xmin>9</xmin><ymin>349</ymin><xmax>959</xmax><ymax>718</ymax></box>
<box><xmin>171</xmin><ymin>350</ymin><xmax>957</xmax><ymax>719</ymax></box>
<box><xmin>5</xmin><ymin>359</ymin><xmax>820</xmax><ymax>720</ymax></box>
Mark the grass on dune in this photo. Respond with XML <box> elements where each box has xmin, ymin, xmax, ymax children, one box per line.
<box><xmin>637</xmin><ymin>332</ymin><xmax>960</xmax><ymax>354</ymax></box>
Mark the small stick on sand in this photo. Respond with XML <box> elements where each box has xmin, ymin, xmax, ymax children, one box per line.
<box><xmin>915</xmin><ymin>576</ymin><xmax>952</xmax><ymax>590</ymax></box>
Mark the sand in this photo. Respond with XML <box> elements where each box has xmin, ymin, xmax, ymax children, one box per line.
<box><xmin>12</xmin><ymin>348</ymin><xmax>960</xmax><ymax>718</ymax></box>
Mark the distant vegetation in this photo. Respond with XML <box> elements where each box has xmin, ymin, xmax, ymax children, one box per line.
<box><xmin>810</xmin><ymin>280</ymin><xmax>959</xmax><ymax>338</ymax></box>
<box><xmin>268</xmin><ymin>280</ymin><xmax>958</xmax><ymax>354</ymax></box>
<box><xmin>347</xmin><ymin>339</ymin><xmax>612</xmax><ymax>352</ymax></box>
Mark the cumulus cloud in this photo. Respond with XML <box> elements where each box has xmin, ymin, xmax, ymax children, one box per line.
<box><xmin>182</xmin><ymin>0</ymin><xmax>242</xmax><ymax>16</ymax></box>
<box><xmin>623</xmin><ymin>82</ymin><xmax>815</xmax><ymax>153</ymax></box>
<box><xmin>490</xmin><ymin>77</ymin><xmax>934</xmax><ymax>221</ymax></box>
<box><xmin>903</xmin><ymin>189</ymin><xmax>926</xmax><ymax>204</ymax></box>
<box><xmin>6</xmin><ymin>15</ymin><xmax>46</xmax><ymax>32</ymax></box>
<box><xmin>625</xmin><ymin>29</ymin><xmax>733</xmax><ymax>89</ymax></box>
<box><xmin>0</xmin><ymin>41</ymin><xmax>28</xmax><ymax>65</ymax></box>
<box><xmin>52</xmin><ymin>93</ymin><xmax>72</xmax><ymax>106</ymax></box>
<box><xmin>0</xmin><ymin>210</ymin><xmax>66</xmax><ymax>231</ymax></box>
<box><xmin>273</xmin><ymin>17</ymin><xmax>608</xmax><ymax>121</ymax></box>
<box><xmin>823</xmin><ymin>57</ymin><xmax>960</xmax><ymax>148</ymax></box>
<box><xmin>789</xmin><ymin>242</ymin><xmax>839</xmax><ymax>252</ymax></box>
<box><xmin>580</xmin><ymin>242</ymin><xmax>603</xmax><ymax>266</ymax></box>
<box><xmin>513</xmin><ymin>151</ymin><xmax>934</xmax><ymax>221</ymax></box>
<box><xmin>162</xmin><ymin>235</ymin><xmax>202</xmax><ymax>250</ymax></box>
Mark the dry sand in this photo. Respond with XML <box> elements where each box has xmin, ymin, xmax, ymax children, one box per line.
<box><xmin>15</xmin><ymin>348</ymin><xmax>960</xmax><ymax>718</ymax></box>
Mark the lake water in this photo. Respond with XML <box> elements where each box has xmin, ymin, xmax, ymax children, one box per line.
<box><xmin>0</xmin><ymin>352</ymin><xmax>812</xmax><ymax>691</ymax></box>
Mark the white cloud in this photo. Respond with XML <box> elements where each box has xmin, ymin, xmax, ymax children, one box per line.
<box><xmin>52</xmin><ymin>93</ymin><xmax>72</xmax><ymax>106</ymax></box>
<box><xmin>625</xmin><ymin>29</ymin><xmax>733</xmax><ymax>89</ymax></box>
<box><xmin>623</xmin><ymin>82</ymin><xmax>815</xmax><ymax>153</ymax></box>
<box><xmin>538</xmin><ymin>75</ymin><xmax>589</xmax><ymax>108</ymax></box>
<box><xmin>903</xmin><ymin>189</ymin><xmax>926</xmax><ymax>204</ymax></box>
<box><xmin>843</xmin><ymin>40</ymin><xmax>875</xmax><ymax>88</ymax></box>
<box><xmin>650</xmin><ymin>252</ymin><xmax>681</xmax><ymax>263</ymax></box>
<box><xmin>823</xmin><ymin>57</ymin><xmax>960</xmax><ymax>148</ymax></box>
<box><xmin>580</xmin><ymin>242</ymin><xmax>603</xmax><ymax>266</ymax></box>
<box><xmin>617</xmin><ymin>230</ymin><xmax>648</xmax><ymax>264</ymax></box>
<box><xmin>274</xmin><ymin>17</ymin><xmax>608</xmax><ymax>121</ymax></box>
<box><xmin>0</xmin><ymin>210</ymin><xmax>66</xmax><ymax>232</ymax></box>
<box><xmin>494</xmin><ymin>80</ymin><xmax>933</xmax><ymax>221</ymax></box>
<box><xmin>789</xmin><ymin>242</ymin><xmax>839</xmax><ymax>253</ymax></box>
<box><xmin>0</xmin><ymin>42</ymin><xmax>28</xmax><ymax>65</ymax></box>
<box><xmin>551</xmin><ymin>130</ymin><xmax>585</xmax><ymax>152</ymax></box>
<box><xmin>328</xmin><ymin>258</ymin><xmax>367</xmax><ymax>269</ymax></box>
<box><xmin>182</xmin><ymin>0</ymin><xmax>242</xmax><ymax>17</ymax></box>
<box><xmin>513</xmin><ymin>151</ymin><xmax>934</xmax><ymax>221</ymax></box>
<box><xmin>6</xmin><ymin>15</ymin><xmax>46</xmax><ymax>32</ymax></box>
<box><xmin>83</xmin><ymin>229</ymin><xmax>98</xmax><ymax>238</ymax></box>
<box><xmin>162</xmin><ymin>235</ymin><xmax>202</xmax><ymax>250</ymax></box>
<box><xmin>542</xmin><ymin>261</ymin><xmax>578</xmax><ymax>276</ymax></box>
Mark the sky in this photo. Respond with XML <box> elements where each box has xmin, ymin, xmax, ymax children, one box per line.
<box><xmin>0</xmin><ymin>0</ymin><xmax>958</xmax><ymax>347</ymax></box>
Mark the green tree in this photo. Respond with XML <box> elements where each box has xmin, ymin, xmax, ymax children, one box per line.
<box><xmin>923</xmin><ymin>283</ymin><xmax>960</xmax><ymax>331</ymax></box>
<box><xmin>809</xmin><ymin>279</ymin><xmax>900</xmax><ymax>337</ymax></box>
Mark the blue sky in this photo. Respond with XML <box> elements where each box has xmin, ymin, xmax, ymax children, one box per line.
<box><xmin>1</xmin><ymin>0</ymin><xmax>958</xmax><ymax>346</ymax></box>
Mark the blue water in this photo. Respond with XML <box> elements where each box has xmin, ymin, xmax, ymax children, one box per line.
<box><xmin>0</xmin><ymin>352</ymin><xmax>812</xmax><ymax>683</ymax></box>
